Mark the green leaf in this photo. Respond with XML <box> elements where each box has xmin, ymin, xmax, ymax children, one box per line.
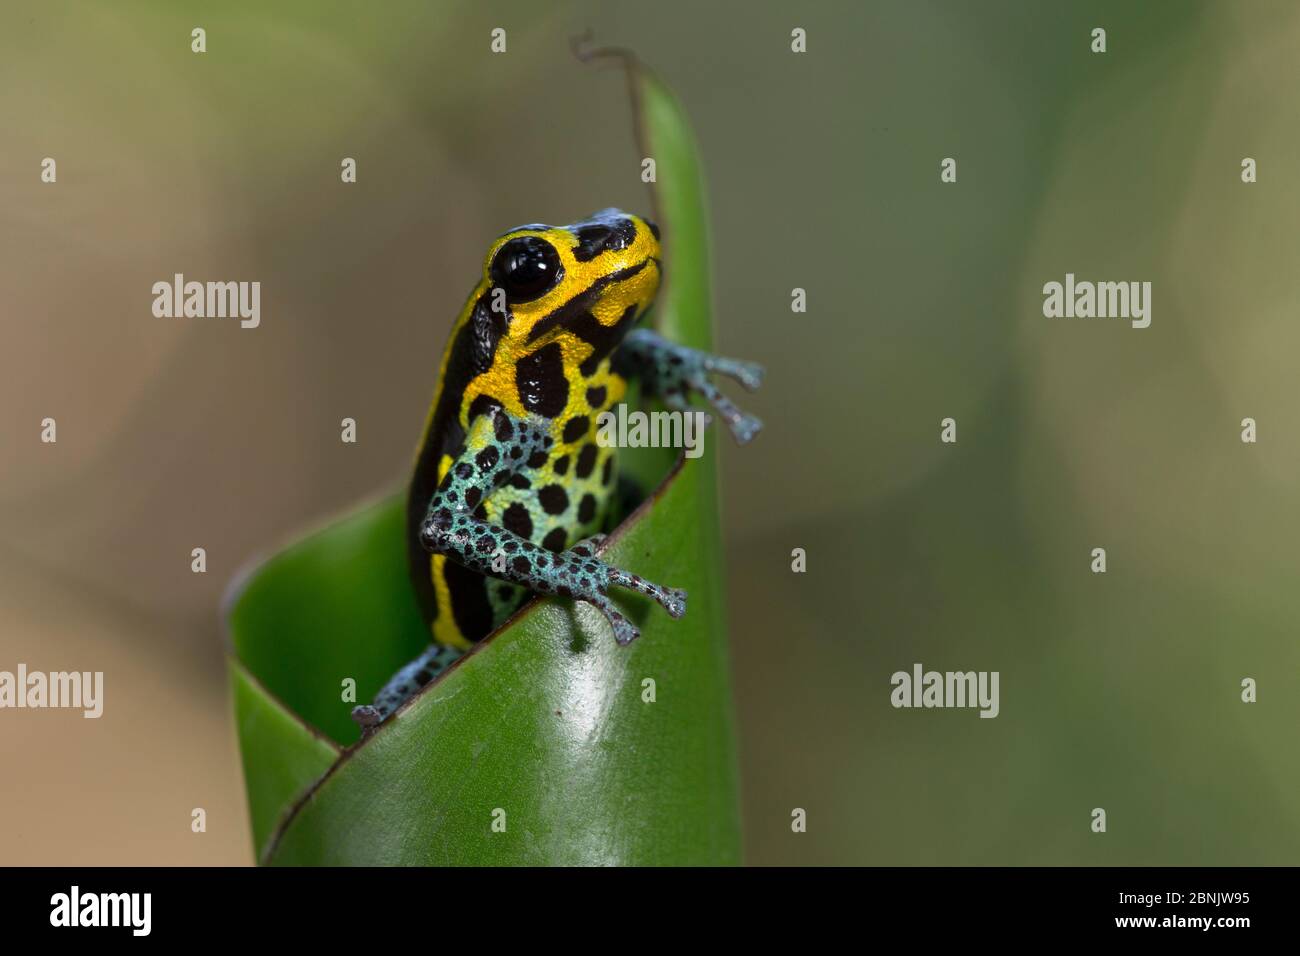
<box><xmin>225</xmin><ymin>56</ymin><xmax>740</xmax><ymax>865</ymax></box>
<box><xmin>229</xmin><ymin>664</ymin><xmax>339</xmax><ymax>855</ymax></box>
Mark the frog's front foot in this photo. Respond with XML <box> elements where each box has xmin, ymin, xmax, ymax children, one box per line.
<box><xmin>688</xmin><ymin>351</ymin><xmax>764</xmax><ymax>444</ymax></box>
<box><xmin>617</xmin><ymin>329</ymin><xmax>765</xmax><ymax>446</ymax></box>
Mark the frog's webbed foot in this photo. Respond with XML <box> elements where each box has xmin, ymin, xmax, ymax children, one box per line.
<box><xmin>565</xmin><ymin>533</ymin><xmax>685</xmax><ymax>644</ymax></box>
<box><xmin>616</xmin><ymin>328</ymin><xmax>765</xmax><ymax>445</ymax></box>
<box><xmin>550</xmin><ymin>547</ymin><xmax>687</xmax><ymax>647</ymax></box>
<box><xmin>663</xmin><ymin>377</ymin><xmax>762</xmax><ymax>445</ymax></box>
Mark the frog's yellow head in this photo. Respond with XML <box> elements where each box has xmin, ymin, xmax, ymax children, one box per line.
<box><xmin>480</xmin><ymin>208</ymin><xmax>661</xmax><ymax>372</ymax></box>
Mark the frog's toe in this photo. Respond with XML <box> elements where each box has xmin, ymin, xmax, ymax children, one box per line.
<box><xmin>708</xmin><ymin>355</ymin><xmax>765</xmax><ymax>392</ymax></box>
<box><xmin>662</xmin><ymin>587</ymin><xmax>688</xmax><ymax>619</ymax></box>
<box><xmin>729</xmin><ymin>411</ymin><xmax>763</xmax><ymax>445</ymax></box>
<box><xmin>609</xmin><ymin>569</ymin><xmax>688</xmax><ymax>618</ymax></box>
<box><xmin>586</xmin><ymin>592</ymin><xmax>641</xmax><ymax>646</ymax></box>
<box><xmin>691</xmin><ymin>378</ymin><xmax>762</xmax><ymax>445</ymax></box>
<box><xmin>351</xmin><ymin>704</ymin><xmax>383</xmax><ymax>730</ymax></box>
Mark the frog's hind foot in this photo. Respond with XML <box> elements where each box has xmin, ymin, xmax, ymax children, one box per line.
<box><xmin>351</xmin><ymin>643</ymin><xmax>464</xmax><ymax>731</ymax></box>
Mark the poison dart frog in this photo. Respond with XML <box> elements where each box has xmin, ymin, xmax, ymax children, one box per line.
<box><xmin>352</xmin><ymin>209</ymin><xmax>763</xmax><ymax>728</ymax></box>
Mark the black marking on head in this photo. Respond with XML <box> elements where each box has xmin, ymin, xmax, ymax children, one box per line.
<box><xmin>601</xmin><ymin>455</ymin><xmax>614</xmax><ymax>487</ymax></box>
<box><xmin>578</xmin><ymin>494</ymin><xmax>597</xmax><ymax>524</ymax></box>
<box><xmin>572</xmin><ymin>217</ymin><xmax>639</xmax><ymax>262</ymax></box>
<box><xmin>527</xmin><ymin>450</ymin><xmax>548</xmax><ymax>469</ymax></box>
<box><xmin>469</xmin><ymin>295</ymin><xmax>506</xmax><ymax>374</ymax></box>
<box><xmin>553</xmin><ymin>454</ymin><xmax>570</xmax><ymax>476</ymax></box>
<box><xmin>526</xmin><ymin>261</ymin><xmax>649</xmax><ymax>346</ymax></box>
<box><xmin>516</xmin><ymin>342</ymin><xmax>569</xmax><ymax>418</ymax></box>
<box><xmin>576</xmin><ymin>443</ymin><xmax>598</xmax><ymax>479</ymax></box>
<box><xmin>469</xmin><ymin>394</ymin><xmax>504</xmax><ymax>422</ymax></box>
<box><xmin>542</xmin><ymin>528</ymin><xmax>568</xmax><ymax>552</ymax></box>
<box><xmin>585</xmin><ymin>385</ymin><xmax>607</xmax><ymax>408</ymax></box>
<box><xmin>578</xmin><ymin>305</ymin><xmax>642</xmax><ymax>377</ymax></box>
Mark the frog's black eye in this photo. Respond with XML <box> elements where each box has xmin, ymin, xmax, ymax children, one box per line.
<box><xmin>490</xmin><ymin>237</ymin><xmax>563</xmax><ymax>303</ymax></box>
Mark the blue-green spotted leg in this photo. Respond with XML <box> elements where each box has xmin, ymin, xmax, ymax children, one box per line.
<box><xmin>352</xmin><ymin>644</ymin><xmax>464</xmax><ymax>730</ymax></box>
<box><xmin>420</xmin><ymin>409</ymin><xmax>687</xmax><ymax>647</ymax></box>
<box><xmin>565</xmin><ymin>532</ymin><xmax>686</xmax><ymax>634</ymax></box>
<box><xmin>614</xmin><ymin>328</ymin><xmax>765</xmax><ymax>444</ymax></box>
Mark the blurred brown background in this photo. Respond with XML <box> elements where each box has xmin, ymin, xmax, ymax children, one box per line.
<box><xmin>4</xmin><ymin>0</ymin><xmax>1300</xmax><ymax>865</ymax></box>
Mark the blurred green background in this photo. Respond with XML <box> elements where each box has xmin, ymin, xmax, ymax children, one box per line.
<box><xmin>3</xmin><ymin>0</ymin><xmax>1299</xmax><ymax>865</ymax></box>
